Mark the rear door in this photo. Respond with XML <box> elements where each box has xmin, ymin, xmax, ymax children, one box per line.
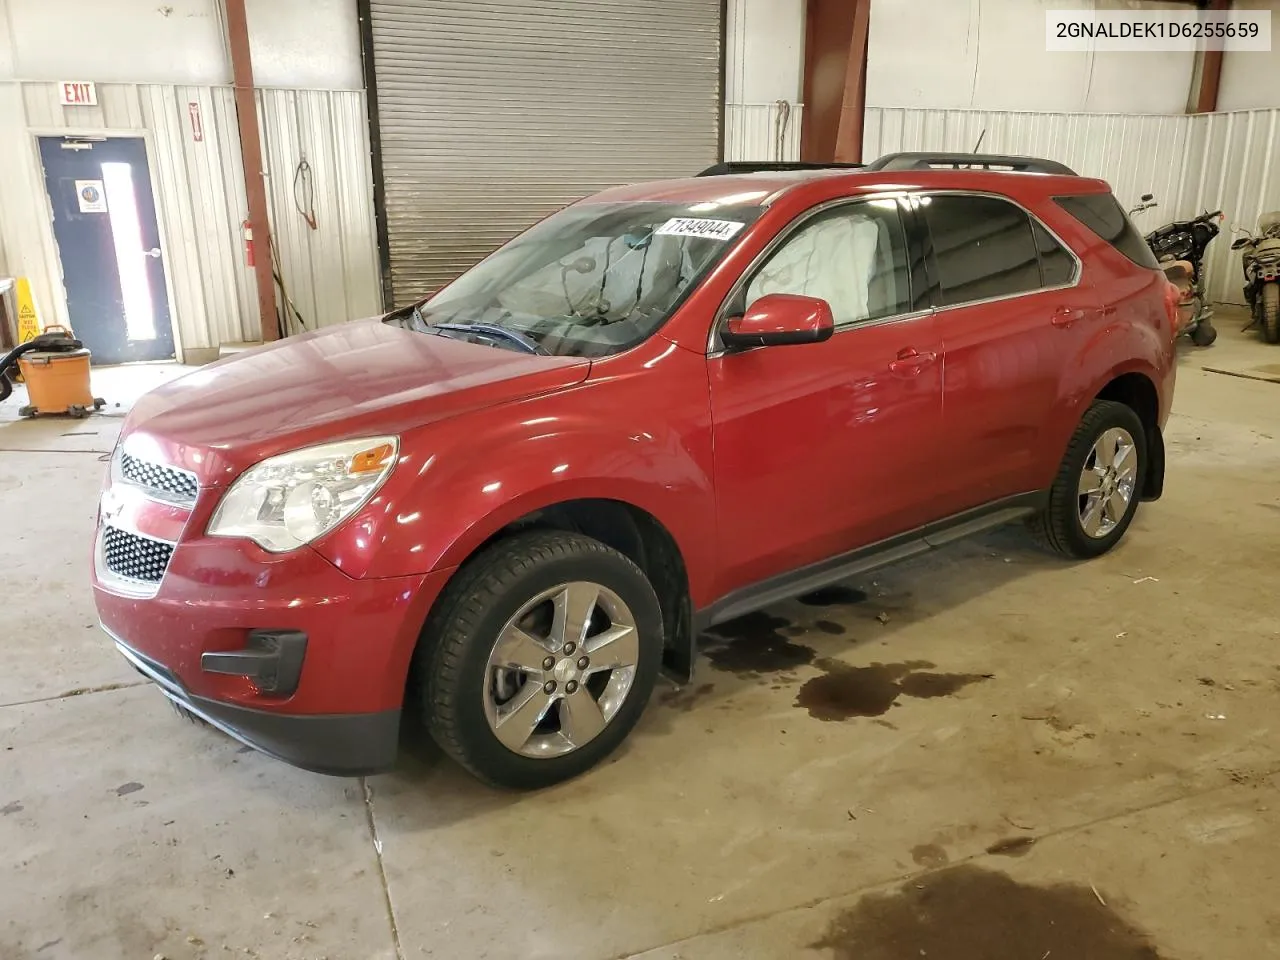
<box><xmin>919</xmin><ymin>192</ymin><xmax>1101</xmax><ymax>514</ymax></box>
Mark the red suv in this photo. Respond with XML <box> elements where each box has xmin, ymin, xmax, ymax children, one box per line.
<box><xmin>93</xmin><ymin>153</ymin><xmax>1179</xmax><ymax>788</ymax></box>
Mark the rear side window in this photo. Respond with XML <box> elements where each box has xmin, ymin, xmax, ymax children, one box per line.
<box><xmin>922</xmin><ymin>195</ymin><xmax>1042</xmax><ymax>306</ymax></box>
<box><xmin>1053</xmin><ymin>193</ymin><xmax>1160</xmax><ymax>270</ymax></box>
<box><xmin>1032</xmin><ymin>221</ymin><xmax>1076</xmax><ymax>286</ymax></box>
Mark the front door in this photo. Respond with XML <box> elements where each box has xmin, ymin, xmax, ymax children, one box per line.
<box><xmin>707</xmin><ymin>197</ymin><xmax>944</xmax><ymax>597</ymax></box>
<box><xmin>38</xmin><ymin>136</ymin><xmax>175</xmax><ymax>364</ymax></box>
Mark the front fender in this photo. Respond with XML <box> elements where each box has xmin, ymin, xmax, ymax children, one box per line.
<box><xmin>313</xmin><ymin>341</ymin><xmax>718</xmax><ymax>601</ymax></box>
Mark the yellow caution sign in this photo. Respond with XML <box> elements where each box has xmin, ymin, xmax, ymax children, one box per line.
<box><xmin>16</xmin><ymin>277</ymin><xmax>41</xmax><ymax>343</ymax></box>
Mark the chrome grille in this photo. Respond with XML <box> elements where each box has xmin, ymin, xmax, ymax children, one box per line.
<box><xmin>119</xmin><ymin>452</ymin><xmax>198</xmax><ymax>503</ymax></box>
<box><xmin>102</xmin><ymin>526</ymin><xmax>174</xmax><ymax>584</ymax></box>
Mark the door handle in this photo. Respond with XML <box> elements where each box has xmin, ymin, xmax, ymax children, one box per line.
<box><xmin>143</xmin><ymin>248</ymin><xmax>161</xmax><ymax>259</ymax></box>
<box><xmin>888</xmin><ymin>348</ymin><xmax>937</xmax><ymax>377</ymax></box>
<box><xmin>1051</xmin><ymin>306</ymin><xmax>1086</xmax><ymax>328</ymax></box>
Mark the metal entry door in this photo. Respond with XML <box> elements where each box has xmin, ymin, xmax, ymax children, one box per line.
<box><xmin>366</xmin><ymin>0</ymin><xmax>724</xmax><ymax>305</ymax></box>
<box><xmin>38</xmin><ymin>136</ymin><xmax>175</xmax><ymax>364</ymax></box>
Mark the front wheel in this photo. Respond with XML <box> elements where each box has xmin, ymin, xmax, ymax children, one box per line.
<box><xmin>1029</xmin><ymin>400</ymin><xmax>1146</xmax><ymax>559</ymax></box>
<box><xmin>419</xmin><ymin>530</ymin><xmax>663</xmax><ymax>789</ymax></box>
<box><xmin>1262</xmin><ymin>283</ymin><xmax>1280</xmax><ymax>343</ymax></box>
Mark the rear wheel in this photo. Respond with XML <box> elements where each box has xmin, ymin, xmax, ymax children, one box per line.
<box><xmin>1262</xmin><ymin>283</ymin><xmax>1280</xmax><ymax>343</ymax></box>
<box><xmin>1190</xmin><ymin>321</ymin><xmax>1217</xmax><ymax>347</ymax></box>
<box><xmin>419</xmin><ymin>530</ymin><xmax>663</xmax><ymax>789</ymax></box>
<box><xmin>1030</xmin><ymin>400</ymin><xmax>1146</xmax><ymax>559</ymax></box>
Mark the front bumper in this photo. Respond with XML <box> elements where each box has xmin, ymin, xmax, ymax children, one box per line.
<box><xmin>113</xmin><ymin>631</ymin><xmax>401</xmax><ymax>776</ymax></box>
<box><xmin>94</xmin><ymin>532</ymin><xmax>453</xmax><ymax>776</ymax></box>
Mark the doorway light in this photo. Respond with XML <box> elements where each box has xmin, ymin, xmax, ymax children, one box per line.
<box><xmin>101</xmin><ymin>161</ymin><xmax>157</xmax><ymax>341</ymax></box>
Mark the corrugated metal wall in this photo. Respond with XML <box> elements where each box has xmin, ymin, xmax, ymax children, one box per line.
<box><xmin>864</xmin><ymin>105</ymin><xmax>1280</xmax><ymax>306</ymax></box>
<box><xmin>864</xmin><ymin>106</ymin><xmax>1190</xmax><ymax>235</ymax></box>
<box><xmin>366</xmin><ymin>0</ymin><xmax>724</xmax><ymax>302</ymax></box>
<box><xmin>258</xmin><ymin>88</ymin><xmax>381</xmax><ymax>330</ymax></box>
<box><xmin>724</xmin><ymin>102</ymin><xmax>804</xmax><ymax>162</ymax></box>
<box><xmin>1179</xmin><ymin>109</ymin><xmax>1280</xmax><ymax>306</ymax></box>
<box><xmin>0</xmin><ymin>81</ymin><xmax>378</xmax><ymax>361</ymax></box>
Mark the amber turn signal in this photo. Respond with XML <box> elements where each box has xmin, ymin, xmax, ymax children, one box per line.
<box><xmin>349</xmin><ymin>442</ymin><xmax>396</xmax><ymax>475</ymax></box>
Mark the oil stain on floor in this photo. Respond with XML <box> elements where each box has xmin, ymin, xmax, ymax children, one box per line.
<box><xmin>810</xmin><ymin>865</ymin><xmax>1170</xmax><ymax>959</ymax></box>
<box><xmin>797</xmin><ymin>585</ymin><xmax>869</xmax><ymax>606</ymax></box>
<box><xmin>701</xmin><ymin>612</ymin><xmax>816</xmax><ymax>676</ymax></box>
<box><xmin>795</xmin><ymin>659</ymin><xmax>993</xmax><ymax>719</ymax></box>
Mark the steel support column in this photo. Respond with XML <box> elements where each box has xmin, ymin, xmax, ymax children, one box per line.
<box><xmin>224</xmin><ymin>0</ymin><xmax>279</xmax><ymax>342</ymax></box>
<box><xmin>801</xmin><ymin>0</ymin><xmax>871</xmax><ymax>163</ymax></box>
<box><xmin>1189</xmin><ymin>0</ymin><xmax>1230</xmax><ymax>114</ymax></box>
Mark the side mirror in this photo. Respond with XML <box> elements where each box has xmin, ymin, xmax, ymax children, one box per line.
<box><xmin>722</xmin><ymin>294</ymin><xmax>835</xmax><ymax>349</ymax></box>
<box><xmin>1231</xmin><ymin>237</ymin><xmax>1251</xmax><ymax>250</ymax></box>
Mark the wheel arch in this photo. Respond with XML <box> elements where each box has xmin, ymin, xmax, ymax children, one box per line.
<box><xmin>418</xmin><ymin>496</ymin><xmax>698</xmax><ymax>686</ymax></box>
<box><xmin>1092</xmin><ymin>370</ymin><xmax>1163</xmax><ymax>500</ymax></box>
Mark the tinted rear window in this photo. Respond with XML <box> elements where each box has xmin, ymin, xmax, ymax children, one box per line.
<box><xmin>1054</xmin><ymin>194</ymin><xmax>1160</xmax><ymax>270</ymax></box>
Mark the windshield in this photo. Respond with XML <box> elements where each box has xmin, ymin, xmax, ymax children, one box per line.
<box><xmin>397</xmin><ymin>201</ymin><xmax>763</xmax><ymax>357</ymax></box>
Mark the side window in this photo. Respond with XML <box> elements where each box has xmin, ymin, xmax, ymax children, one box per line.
<box><xmin>743</xmin><ymin>200</ymin><xmax>912</xmax><ymax>325</ymax></box>
<box><xmin>922</xmin><ymin>195</ymin><xmax>1042</xmax><ymax>306</ymax></box>
<box><xmin>1054</xmin><ymin>193</ymin><xmax>1161</xmax><ymax>269</ymax></box>
<box><xmin>1032</xmin><ymin>221</ymin><xmax>1076</xmax><ymax>287</ymax></box>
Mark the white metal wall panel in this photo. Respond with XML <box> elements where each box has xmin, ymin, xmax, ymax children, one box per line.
<box><xmin>368</xmin><ymin>0</ymin><xmax>723</xmax><ymax>302</ymax></box>
<box><xmin>863</xmin><ymin>106</ymin><xmax>1190</xmax><ymax>234</ymax></box>
<box><xmin>258</xmin><ymin>88</ymin><xmax>382</xmax><ymax>330</ymax></box>
<box><xmin>141</xmin><ymin>84</ymin><xmax>257</xmax><ymax>350</ymax></box>
<box><xmin>862</xmin><ymin>105</ymin><xmax>1280</xmax><ymax>305</ymax></box>
<box><xmin>724</xmin><ymin>102</ymin><xmax>803</xmax><ymax>162</ymax></box>
<box><xmin>0</xmin><ymin>80</ymin><xmax>379</xmax><ymax>360</ymax></box>
<box><xmin>1178</xmin><ymin>109</ymin><xmax>1280</xmax><ymax>306</ymax></box>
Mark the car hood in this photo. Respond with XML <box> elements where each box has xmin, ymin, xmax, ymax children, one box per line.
<box><xmin>122</xmin><ymin>319</ymin><xmax>591</xmax><ymax>484</ymax></box>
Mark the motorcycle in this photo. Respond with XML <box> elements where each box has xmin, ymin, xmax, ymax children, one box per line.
<box><xmin>1129</xmin><ymin>194</ymin><xmax>1223</xmax><ymax>347</ymax></box>
<box><xmin>1229</xmin><ymin>212</ymin><xmax>1280</xmax><ymax>344</ymax></box>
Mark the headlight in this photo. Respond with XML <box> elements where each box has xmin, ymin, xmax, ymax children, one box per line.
<box><xmin>208</xmin><ymin>436</ymin><xmax>399</xmax><ymax>552</ymax></box>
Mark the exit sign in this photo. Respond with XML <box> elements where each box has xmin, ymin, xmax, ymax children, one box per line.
<box><xmin>59</xmin><ymin>82</ymin><xmax>97</xmax><ymax>106</ymax></box>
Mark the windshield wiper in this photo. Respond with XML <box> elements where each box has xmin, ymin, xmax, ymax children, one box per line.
<box><xmin>424</xmin><ymin>321</ymin><xmax>548</xmax><ymax>356</ymax></box>
<box><xmin>409</xmin><ymin>303</ymin><xmax>432</xmax><ymax>333</ymax></box>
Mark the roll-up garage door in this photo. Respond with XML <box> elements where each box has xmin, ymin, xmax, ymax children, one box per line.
<box><xmin>366</xmin><ymin>0</ymin><xmax>723</xmax><ymax>304</ymax></box>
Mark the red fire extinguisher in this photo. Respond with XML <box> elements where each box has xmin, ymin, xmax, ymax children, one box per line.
<box><xmin>242</xmin><ymin>219</ymin><xmax>255</xmax><ymax>268</ymax></box>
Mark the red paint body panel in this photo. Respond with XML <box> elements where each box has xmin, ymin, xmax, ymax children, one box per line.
<box><xmin>95</xmin><ymin>530</ymin><xmax>446</xmax><ymax>715</ymax></box>
<box><xmin>706</xmin><ymin>314</ymin><xmax>944</xmax><ymax>596</ymax></box>
<box><xmin>93</xmin><ymin>165</ymin><xmax>1176</xmax><ymax>771</ymax></box>
<box><xmin>126</xmin><ymin>319</ymin><xmax>590</xmax><ymax>484</ymax></box>
<box><xmin>316</xmin><ymin>336</ymin><xmax>720</xmax><ymax>599</ymax></box>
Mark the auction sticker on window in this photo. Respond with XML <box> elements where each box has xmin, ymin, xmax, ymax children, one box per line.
<box><xmin>655</xmin><ymin>218</ymin><xmax>746</xmax><ymax>241</ymax></box>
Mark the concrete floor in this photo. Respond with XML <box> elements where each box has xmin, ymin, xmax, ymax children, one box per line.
<box><xmin>2</xmin><ymin>312</ymin><xmax>1278</xmax><ymax>960</ymax></box>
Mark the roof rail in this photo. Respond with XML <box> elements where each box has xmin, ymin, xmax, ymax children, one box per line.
<box><xmin>696</xmin><ymin>161</ymin><xmax>865</xmax><ymax>177</ymax></box>
<box><xmin>864</xmin><ymin>152</ymin><xmax>1078</xmax><ymax>176</ymax></box>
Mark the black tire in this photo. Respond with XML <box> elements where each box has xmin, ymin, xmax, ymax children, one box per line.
<box><xmin>419</xmin><ymin>530</ymin><xmax>663</xmax><ymax>789</ymax></box>
<box><xmin>1262</xmin><ymin>284</ymin><xmax>1280</xmax><ymax>344</ymax></box>
<box><xmin>1029</xmin><ymin>400</ymin><xmax>1146</xmax><ymax>560</ymax></box>
<box><xmin>1190</xmin><ymin>321</ymin><xmax>1217</xmax><ymax>347</ymax></box>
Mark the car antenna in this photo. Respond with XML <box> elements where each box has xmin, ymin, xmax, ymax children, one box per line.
<box><xmin>972</xmin><ymin>128</ymin><xmax>986</xmax><ymax>153</ymax></box>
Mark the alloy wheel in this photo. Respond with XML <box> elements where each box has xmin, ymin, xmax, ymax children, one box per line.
<box><xmin>1077</xmin><ymin>426</ymin><xmax>1138</xmax><ymax>539</ymax></box>
<box><xmin>482</xmin><ymin>581</ymin><xmax>640</xmax><ymax>758</ymax></box>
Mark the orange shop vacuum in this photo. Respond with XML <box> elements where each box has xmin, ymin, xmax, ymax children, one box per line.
<box><xmin>0</xmin><ymin>326</ymin><xmax>105</xmax><ymax>419</ymax></box>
